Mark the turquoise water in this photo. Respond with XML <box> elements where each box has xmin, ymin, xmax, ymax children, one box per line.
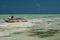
<box><xmin>0</xmin><ymin>14</ymin><xmax>60</xmax><ymax>40</ymax></box>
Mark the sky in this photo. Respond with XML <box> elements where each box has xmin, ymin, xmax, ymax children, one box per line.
<box><xmin>0</xmin><ymin>0</ymin><xmax>60</xmax><ymax>14</ymax></box>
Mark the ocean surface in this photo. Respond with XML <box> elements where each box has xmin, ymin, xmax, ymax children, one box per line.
<box><xmin>0</xmin><ymin>14</ymin><xmax>60</xmax><ymax>40</ymax></box>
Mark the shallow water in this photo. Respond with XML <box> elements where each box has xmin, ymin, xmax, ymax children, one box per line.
<box><xmin>0</xmin><ymin>14</ymin><xmax>60</xmax><ymax>40</ymax></box>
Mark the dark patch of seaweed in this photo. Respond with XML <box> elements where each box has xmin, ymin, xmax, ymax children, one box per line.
<box><xmin>28</xmin><ymin>29</ymin><xmax>60</xmax><ymax>38</ymax></box>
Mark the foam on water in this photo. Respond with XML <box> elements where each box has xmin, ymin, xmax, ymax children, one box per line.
<box><xmin>0</xmin><ymin>21</ymin><xmax>35</xmax><ymax>36</ymax></box>
<box><xmin>0</xmin><ymin>17</ymin><xmax>60</xmax><ymax>36</ymax></box>
<box><xmin>30</xmin><ymin>18</ymin><xmax>60</xmax><ymax>29</ymax></box>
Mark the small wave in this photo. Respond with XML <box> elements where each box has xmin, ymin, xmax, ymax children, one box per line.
<box><xmin>0</xmin><ymin>22</ymin><xmax>34</xmax><ymax>27</ymax></box>
<box><xmin>0</xmin><ymin>22</ymin><xmax>34</xmax><ymax>36</ymax></box>
<box><xmin>29</xmin><ymin>19</ymin><xmax>43</xmax><ymax>23</ymax></box>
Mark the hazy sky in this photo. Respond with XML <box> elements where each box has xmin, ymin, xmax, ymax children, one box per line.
<box><xmin>0</xmin><ymin>0</ymin><xmax>60</xmax><ymax>14</ymax></box>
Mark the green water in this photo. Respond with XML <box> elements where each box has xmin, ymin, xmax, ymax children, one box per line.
<box><xmin>0</xmin><ymin>31</ymin><xmax>60</xmax><ymax>40</ymax></box>
<box><xmin>0</xmin><ymin>14</ymin><xmax>60</xmax><ymax>40</ymax></box>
